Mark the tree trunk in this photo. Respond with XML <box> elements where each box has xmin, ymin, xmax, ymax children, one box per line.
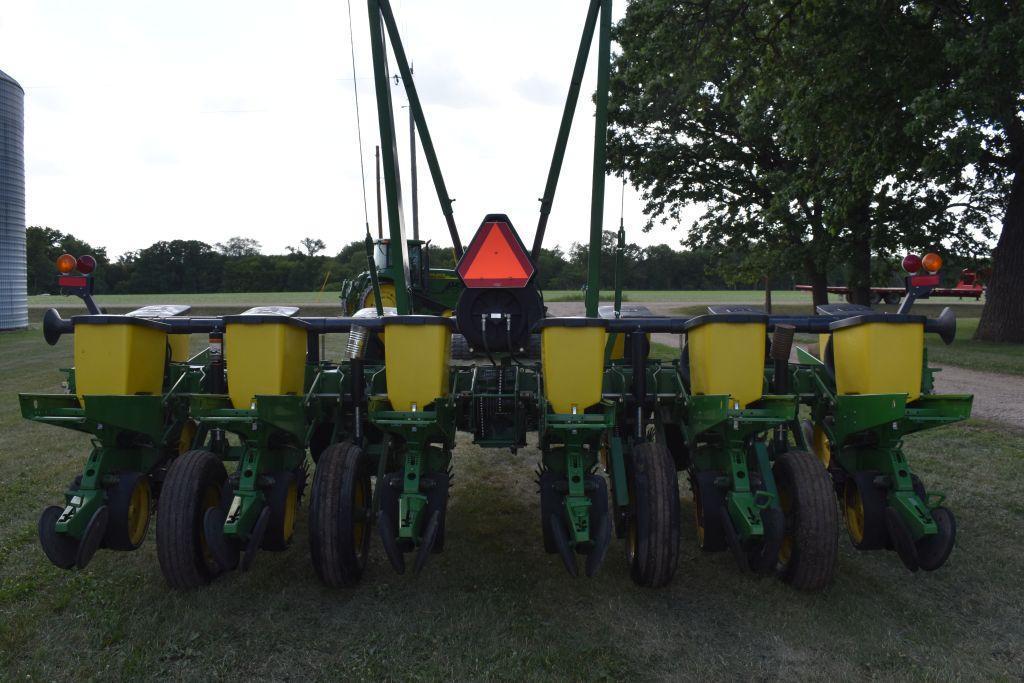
<box><xmin>975</xmin><ymin>166</ymin><xmax>1024</xmax><ymax>342</ymax></box>
<box><xmin>847</xmin><ymin>202</ymin><xmax>873</xmax><ymax>306</ymax></box>
<box><xmin>804</xmin><ymin>257</ymin><xmax>829</xmax><ymax>312</ymax></box>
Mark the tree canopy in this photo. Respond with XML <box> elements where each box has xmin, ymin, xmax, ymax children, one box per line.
<box><xmin>608</xmin><ymin>0</ymin><xmax>1003</xmax><ymax>319</ymax></box>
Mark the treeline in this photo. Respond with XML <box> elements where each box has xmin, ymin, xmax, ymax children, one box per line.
<box><xmin>26</xmin><ymin>226</ymin><xmax>980</xmax><ymax>297</ymax></box>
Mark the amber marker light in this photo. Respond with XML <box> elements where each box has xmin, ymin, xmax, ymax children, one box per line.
<box><xmin>56</xmin><ymin>254</ymin><xmax>77</xmax><ymax>274</ymax></box>
<box><xmin>922</xmin><ymin>252</ymin><xmax>943</xmax><ymax>274</ymax></box>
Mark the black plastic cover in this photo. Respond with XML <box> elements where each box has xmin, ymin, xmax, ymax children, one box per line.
<box><xmin>706</xmin><ymin>305</ymin><xmax>765</xmax><ymax>314</ymax></box>
<box><xmin>536</xmin><ymin>316</ymin><xmax>609</xmax><ymax>329</ymax></box>
<box><xmin>71</xmin><ymin>314</ymin><xmax>170</xmax><ymax>330</ymax></box>
<box><xmin>683</xmin><ymin>313</ymin><xmax>768</xmax><ymax>330</ymax></box>
<box><xmin>828</xmin><ymin>313</ymin><xmax>926</xmax><ymax>331</ymax></box>
<box><xmin>816</xmin><ymin>303</ymin><xmax>872</xmax><ymax>316</ymax></box>
<box><xmin>222</xmin><ymin>314</ymin><xmax>310</xmax><ymax>329</ymax></box>
<box><xmin>379</xmin><ymin>315</ymin><xmax>457</xmax><ymax>329</ymax></box>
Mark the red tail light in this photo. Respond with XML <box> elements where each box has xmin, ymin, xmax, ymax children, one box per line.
<box><xmin>902</xmin><ymin>253</ymin><xmax>922</xmax><ymax>274</ymax></box>
<box><xmin>76</xmin><ymin>255</ymin><xmax>97</xmax><ymax>274</ymax></box>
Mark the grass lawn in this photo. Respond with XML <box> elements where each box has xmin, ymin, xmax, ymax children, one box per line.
<box><xmin>926</xmin><ymin>317</ymin><xmax>1024</xmax><ymax>376</ymax></box>
<box><xmin>1</xmin><ymin>324</ymin><xmax>1022</xmax><ymax>678</ymax></box>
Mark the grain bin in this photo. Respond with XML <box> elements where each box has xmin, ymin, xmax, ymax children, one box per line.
<box><xmin>0</xmin><ymin>68</ymin><xmax>26</xmax><ymax>330</ymax></box>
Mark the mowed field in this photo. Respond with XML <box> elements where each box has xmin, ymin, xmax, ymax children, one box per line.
<box><xmin>2</xmin><ymin>295</ymin><xmax>1023</xmax><ymax>679</ymax></box>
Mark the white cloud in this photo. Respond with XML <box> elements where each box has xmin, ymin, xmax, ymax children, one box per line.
<box><xmin>1</xmin><ymin>0</ymin><xmax>698</xmax><ymax>258</ymax></box>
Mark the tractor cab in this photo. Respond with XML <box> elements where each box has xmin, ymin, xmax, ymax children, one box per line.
<box><xmin>373</xmin><ymin>238</ymin><xmax>426</xmax><ymax>288</ymax></box>
<box><xmin>342</xmin><ymin>238</ymin><xmax>463</xmax><ymax>316</ymax></box>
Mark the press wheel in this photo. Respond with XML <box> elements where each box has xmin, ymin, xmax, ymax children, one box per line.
<box><xmin>626</xmin><ymin>441</ymin><xmax>680</xmax><ymax>588</ymax></box>
<box><xmin>156</xmin><ymin>450</ymin><xmax>227</xmax><ymax>589</ymax></box>
<box><xmin>105</xmin><ymin>472</ymin><xmax>153</xmax><ymax>551</ymax></box>
<box><xmin>309</xmin><ymin>441</ymin><xmax>372</xmax><ymax>587</ymax></box>
<box><xmin>842</xmin><ymin>470</ymin><xmax>888</xmax><ymax>550</ymax></box>
<box><xmin>774</xmin><ymin>450</ymin><xmax>839</xmax><ymax>591</ymax></box>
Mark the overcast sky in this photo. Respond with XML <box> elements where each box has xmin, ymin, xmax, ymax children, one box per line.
<box><xmin>0</xmin><ymin>0</ymin><xmax>697</xmax><ymax>258</ymax></box>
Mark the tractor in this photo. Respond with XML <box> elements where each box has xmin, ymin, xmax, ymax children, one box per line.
<box><xmin>340</xmin><ymin>238</ymin><xmax>463</xmax><ymax>315</ymax></box>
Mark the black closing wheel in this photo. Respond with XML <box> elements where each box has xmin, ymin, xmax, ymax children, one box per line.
<box><xmin>773</xmin><ymin>450</ymin><xmax>839</xmax><ymax>591</ymax></box>
<box><xmin>377</xmin><ymin>472</ymin><xmax>406</xmax><ymax>574</ymax></box>
<box><xmin>309</xmin><ymin>441</ymin><xmax>373</xmax><ymax>587</ymax></box>
<box><xmin>75</xmin><ymin>505</ymin><xmax>109</xmax><ymax>569</ymax></box>
<box><xmin>916</xmin><ymin>506</ymin><xmax>957</xmax><ymax>571</ymax></box>
<box><xmin>690</xmin><ymin>470</ymin><xmax>728</xmax><ymax>552</ymax></box>
<box><xmin>539</xmin><ymin>469</ymin><xmax>563</xmax><ymax>554</ymax></box>
<box><xmin>626</xmin><ymin>442</ymin><xmax>680</xmax><ymax>588</ymax></box>
<box><xmin>423</xmin><ymin>471</ymin><xmax>450</xmax><ymax>554</ymax></box>
<box><xmin>104</xmin><ymin>472</ymin><xmax>153</xmax><ymax>551</ymax></box>
<box><xmin>156</xmin><ymin>450</ymin><xmax>228</xmax><ymax>589</ymax></box>
<box><xmin>842</xmin><ymin>470</ymin><xmax>889</xmax><ymax>550</ymax></box>
<box><xmin>748</xmin><ymin>506</ymin><xmax>785</xmax><ymax>575</ymax></box>
<box><xmin>584</xmin><ymin>475</ymin><xmax>612</xmax><ymax>578</ymax></box>
<box><xmin>262</xmin><ymin>470</ymin><xmax>299</xmax><ymax>552</ymax></box>
<box><xmin>38</xmin><ymin>505</ymin><xmax>77</xmax><ymax>569</ymax></box>
<box><xmin>885</xmin><ymin>507</ymin><xmax>920</xmax><ymax>572</ymax></box>
<box><xmin>240</xmin><ymin>506</ymin><xmax>271</xmax><ymax>572</ymax></box>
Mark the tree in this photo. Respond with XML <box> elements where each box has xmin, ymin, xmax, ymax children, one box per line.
<box><xmin>914</xmin><ymin>0</ymin><xmax>1024</xmax><ymax>342</ymax></box>
<box><xmin>288</xmin><ymin>237</ymin><xmax>327</xmax><ymax>257</ymax></box>
<box><xmin>608</xmin><ymin>1</ymin><xmax>839</xmax><ymax>306</ymax></box>
<box><xmin>608</xmin><ymin>0</ymin><xmax>989</xmax><ymax>308</ymax></box>
<box><xmin>121</xmin><ymin>240</ymin><xmax>223</xmax><ymax>293</ymax></box>
<box><xmin>214</xmin><ymin>237</ymin><xmax>262</xmax><ymax>257</ymax></box>
<box><xmin>25</xmin><ymin>226</ymin><xmax>111</xmax><ymax>294</ymax></box>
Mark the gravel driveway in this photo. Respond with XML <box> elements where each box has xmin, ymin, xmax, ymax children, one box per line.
<box><xmin>931</xmin><ymin>365</ymin><xmax>1024</xmax><ymax>429</ymax></box>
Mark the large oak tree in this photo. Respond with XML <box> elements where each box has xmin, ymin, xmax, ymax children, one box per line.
<box><xmin>608</xmin><ymin>0</ymin><xmax>992</xmax><ymax>308</ymax></box>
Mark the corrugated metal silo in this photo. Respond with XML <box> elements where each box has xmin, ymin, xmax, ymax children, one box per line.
<box><xmin>0</xmin><ymin>68</ymin><xmax>27</xmax><ymax>330</ymax></box>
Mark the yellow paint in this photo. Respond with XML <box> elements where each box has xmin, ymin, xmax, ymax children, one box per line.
<box><xmin>843</xmin><ymin>479</ymin><xmax>866</xmax><ymax>544</ymax></box>
<box><xmin>818</xmin><ymin>333</ymin><xmax>831</xmax><ymax>361</ymax></box>
<box><xmin>694</xmin><ymin>485</ymin><xmax>707</xmax><ymax>548</ymax></box>
<box><xmin>178</xmin><ymin>420</ymin><xmax>197</xmax><ymax>454</ymax></box>
<box><xmin>606</xmin><ymin>332</ymin><xmax>651</xmax><ymax>361</ymax></box>
<box><xmin>832</xmin><ymin>322</ymin><xmax>923</xmax><ymax>401</ymax></box>
<box><xmin>74</xmin><ymin>322</ymin><xmax>167</xmax><ymax>400</ymax></box>
<box><xmin>283</xmin><ymin>481</ymin><xmax>298</xmax><ymax>543</ymax></box>
<box><xmin>127</xmin><ymin>478</ymin><xmax>152</xmax><ymax>547</ymax></box>
<box><xmin>384</xmin><ymin>322</ymin><xmax>452</xmax><ymax>411</ymax></box>
<box><xmin>362</xmin><ymin>283</ymin><xmax>397</xmax><ymax>309</ymax></box>
<box><xmin>686</xmin><ymin>321</ymin><xmax>767</xmax><ymax>408</ymax></box>
<box><xmin>168</xmin><ymin>334</ymin><xmax>190</xmax><ymax>362</ymax></box>
<box><xmin>541</xmin><ymin>326</ymin><xmax>606</xmax><ymax>414</ymax></box>
<box><xmin>225</xmin><ymin>322</ymin><xmax>307</xmax><ymax>409</ymax></box>
<box><xmin>812</xmin><ymin>424</ymin><xmax>832</xmax><ymax>467</ymax></box>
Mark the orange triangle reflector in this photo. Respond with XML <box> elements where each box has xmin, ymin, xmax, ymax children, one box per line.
<box><xmin>457</xmin><ymin>217</ymin><xmax>535</xmax><ymax>288</ymax></box>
